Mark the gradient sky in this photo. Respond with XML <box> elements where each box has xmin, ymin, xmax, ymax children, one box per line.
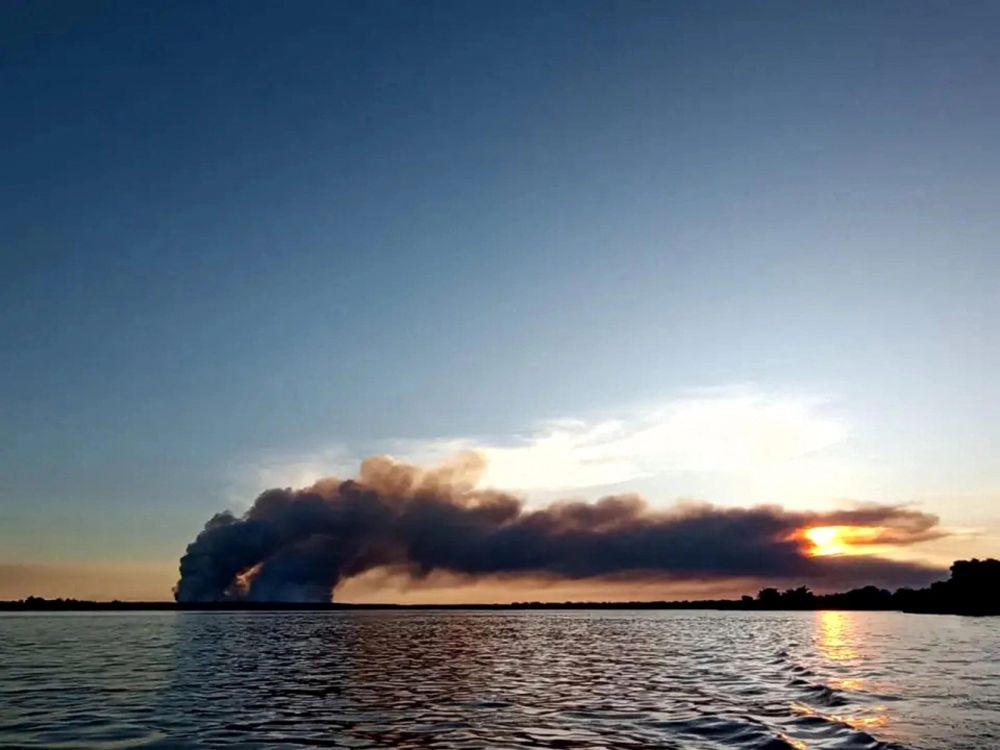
<box><xmin>2</xmin><ymin>1</ymin><xmax>997</xmax><ymax>600</ymax></box>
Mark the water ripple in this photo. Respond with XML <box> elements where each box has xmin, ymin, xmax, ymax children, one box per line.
<box><xmin>0</xmin><ymin>610</ymin><xmax>997</xmax><ymax>749</ymax></box>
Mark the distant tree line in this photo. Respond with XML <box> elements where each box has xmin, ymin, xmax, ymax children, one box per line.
<box><xmin>3</xmin><ymin>559</ymin><xmax>997</xmax><ymax>615</ymax></box>
<box><xmin>745</xmin><ymin>558</ymin><xmax>998</xmax><ymax>615</ymax></box>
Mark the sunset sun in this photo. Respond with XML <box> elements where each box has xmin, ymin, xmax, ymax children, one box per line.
<box><xmin>800</xmin><ymin>525</ymin><xmax>885</xmax><ymax>557</ymax></box>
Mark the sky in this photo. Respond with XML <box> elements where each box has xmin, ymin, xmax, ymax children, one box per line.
<box><xmin>1</xmin><ymin>1</ymin><xmax>997</xmax><ymax>601</ymax></box>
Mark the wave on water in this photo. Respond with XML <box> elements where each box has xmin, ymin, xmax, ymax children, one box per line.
<box><xmin>2</xmin><ymin>610</ymin><xmax>995</xmax><ymax>749</ymax></box>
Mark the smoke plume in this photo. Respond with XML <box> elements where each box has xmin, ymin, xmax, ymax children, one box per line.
<box><xmin>175</xmin><ymin>453</ymin><xmax>944</xmax><ymax>602</ymax></box>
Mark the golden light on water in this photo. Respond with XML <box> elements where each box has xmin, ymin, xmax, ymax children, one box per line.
<box><xmin>817</xmin><ymin>610</ymin><xmax>859</xmax><ymax>662</ymax></box>
<box><xmin>831</xmin><ymin>677</ymin><xmax>865</xmax><ymax>691</ymax></box>
<box><xmin>792</xmin><ymin>701</ymin><xmax>889</xmax><ymax>733</ymax></box>
<box><xmin>790</xmin><ymin>612</ymin><xmax>890</xmax><ymax>738</ymax></box>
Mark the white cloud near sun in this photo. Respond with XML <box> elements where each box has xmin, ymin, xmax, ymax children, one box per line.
<box><xmin>402</xmin><ymin>392</ymin><xmax>846</xmax><ymax>493</ymax></box>
<box><xmin>232</xmin><ymin>390</ymin><xmax>847</xmax><ymax>502</ymax></box>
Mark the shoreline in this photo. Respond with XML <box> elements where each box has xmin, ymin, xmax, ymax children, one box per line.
<box><xmin>1</xmin><ymin>600</ymin><xmax>994</xmax><ymax>615</ymax></box>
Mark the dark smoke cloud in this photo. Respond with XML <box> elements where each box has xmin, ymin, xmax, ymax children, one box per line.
<box><xmin>175</xmin><ymin>453</ymin><xmax>945</xmax><ymax>602</ymax></box>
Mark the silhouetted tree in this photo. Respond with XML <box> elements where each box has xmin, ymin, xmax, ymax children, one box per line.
<box><xmin>756</xmin><ymin>588</ymin><xmax>781</xmax><ymax>608</ymax></box>
<box><xmin>899</xmin><ymin>558</ymin><xmax>1000</xmax><ymax>615</ymax></box>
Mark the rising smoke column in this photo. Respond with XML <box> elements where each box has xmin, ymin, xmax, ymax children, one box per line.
<box><xmin>175</xmin><ymin>453</ymin><xmax>944</xmax><ymax>602</ymax></box>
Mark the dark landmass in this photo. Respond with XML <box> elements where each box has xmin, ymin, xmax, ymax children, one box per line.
<box><xmin>3</xmin><ymin>558</ymin><xmax>997</xmax><ymax>616</ymax></box>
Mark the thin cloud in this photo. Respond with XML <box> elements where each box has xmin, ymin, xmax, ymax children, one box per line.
<box><xmin>240</xmin><ymin>391</ymin><xmax>847</xmax><ymax>497</ymax></box>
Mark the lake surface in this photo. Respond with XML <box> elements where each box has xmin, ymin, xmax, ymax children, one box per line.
<box><xmin>0</xmin><ymin>610</ymin><xmax>997</xmax><ymax>749</ymax></box>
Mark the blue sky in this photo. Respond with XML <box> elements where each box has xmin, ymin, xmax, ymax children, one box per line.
<box><xmin>1</xmin><ymin>1</ymin><xmax>997</xmax><ymax>598</ymax></box>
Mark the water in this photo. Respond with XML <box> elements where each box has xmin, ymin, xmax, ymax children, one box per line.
<box><xmin>0</xmin><ymin>610</ymin><xmax>997</xmax><ymax>749</ymax></box>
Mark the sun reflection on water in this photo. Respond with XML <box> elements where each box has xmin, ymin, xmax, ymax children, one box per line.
<box><xmin>830</xmin><ymin>676</ymin><xmax>865</xmax><ymax>691</ymax></box>
<box><xmin>816</xmin><ymin>610</ymin><xmax>859</xmax><ymax>662</ymax></box>
<box><xmin>804</xmin><ymin>612</ymin><xmax>894</xmax><ymax>735</ymax></box>
<box><xmin>792</xmin><ymin>701</ymin><xmax>890</xmax><ymax>733</ymax></box>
